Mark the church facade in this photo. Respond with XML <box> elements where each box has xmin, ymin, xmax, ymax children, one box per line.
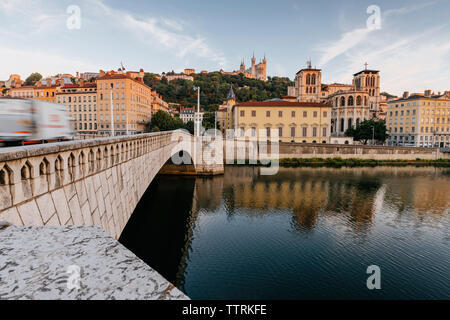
<box><xmin>287</xmin><ymin>61</ymin><xmax>381</xmax><ymax>137</ymax></box>
<box><xmin>220</xmin><ymin>54</ymin><xmax>267</xmax><ymax>82</ymax></box>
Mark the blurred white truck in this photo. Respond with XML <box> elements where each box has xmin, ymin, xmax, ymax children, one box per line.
<box><xmin>0</xmin><ymin>98</ymin><xmax>74</xmax><ymax>146</ymax></box>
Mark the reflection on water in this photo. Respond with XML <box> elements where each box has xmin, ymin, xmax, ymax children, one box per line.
<box><xmin>120</xmin><ymin>167</ymin><xmax>450</xmax><ymax>300</ymax></box>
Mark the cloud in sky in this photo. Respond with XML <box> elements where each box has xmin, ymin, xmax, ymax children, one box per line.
<box><xmin>86</xmin><ymin>0</ymin><xmax>227</xmax><ymax>67</ymax></box>
<box><xmin>0</xmin><ymin>0</ymin><xmax>227</xmax><ymax>78</ymax></box>
<box><xmin>314</xmin><ymin>1</ymin><xmax>450</xmax><ymax>94</ymax></box>
<box><xmin>0</xmin><ymin>0</ymin><xmax>448</xmax><ymax>94</ymax></box>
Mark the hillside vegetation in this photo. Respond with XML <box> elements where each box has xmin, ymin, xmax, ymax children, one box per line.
<box><xmin>143</xmin><ymin>72</ymin><xmax>293</xmax><ymax>111</ymax></box>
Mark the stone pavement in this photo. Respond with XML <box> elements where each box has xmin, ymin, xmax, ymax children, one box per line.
<box><xmin>0</xmin><ymin>225</ymin><xmax>189</xmax><ymax>300</ymax></box>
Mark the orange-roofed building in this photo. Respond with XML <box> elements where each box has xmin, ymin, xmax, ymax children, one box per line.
<box><xmin>96</xmin><ymin>67</ymin><xmax>168</xmax><ymax>135</ymax></box>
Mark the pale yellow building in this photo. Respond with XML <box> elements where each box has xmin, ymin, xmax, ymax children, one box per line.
<box><xmin>387</xmin><ymin>91</ymin><xmax>450</xmax><ymax>147</ymax></box>
<box><xmin>57</xmin><ymin>82</ymin><xmax>98</xmax><ymax>134</ymax></box>
<box><xmin>232</xmin><ymin>99</ymin><xmax>332</xmax><ymax>143</ymax></box>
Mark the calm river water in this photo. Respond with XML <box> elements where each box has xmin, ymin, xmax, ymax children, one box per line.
<box><xmin>119</xmin><ymin>166</ymin><xmax>450</xmax><ymax>300</ymax></box>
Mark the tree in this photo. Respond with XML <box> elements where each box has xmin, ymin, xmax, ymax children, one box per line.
<box><xmin>202</xmin><ymin>112</ymin><xmax>218</xmax><ymax>131</ymax></box>
<box><xmin>148</xmin><ymin>110</ymin><xmax>188</xmax><ymax>133</ymax></box>
<box><xmin>345</xmin><ymin>119</ymin><xmax>389</xmax><ymax>145</ymax></box>
<box><xmin>142</xmin><ymin>72</ymin><xmax>294</xmax><ymax>112</ymax></box>
<box><xmin>24</xmin><ymin>72</ymin><xmax>42</xmax><ymax>85</ymax></box>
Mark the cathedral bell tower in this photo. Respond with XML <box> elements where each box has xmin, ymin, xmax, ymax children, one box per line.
<box><xmin>294</xmin><ymin>60</ymin><xmax>322</xmax><ymax>102</ymax></box>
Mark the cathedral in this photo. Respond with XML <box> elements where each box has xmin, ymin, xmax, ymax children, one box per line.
<box><xmin>287</xmin><ymin>60</ymin><xmax>381</xmax><ymax>137</ymax></box>
<box><xmin>220</xmin><ymin>54</ymin><xmax>267</xmax><ymax>81</ymax></box>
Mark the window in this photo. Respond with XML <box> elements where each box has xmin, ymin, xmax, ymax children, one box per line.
<box><xmin>313</xmin><ymin>111</ymin><xmax>318</xmax><ymax>118</ymax></box>
<box><xmin>290</xmin><ymin>127</ymin><xmax>295</xmax><ymax>137</ymax></box>
<box><xmin>278</xmin><ymin>127</ymin><xmax>283</xmax><ymax>137</ymax></box>
<box><xmin>251</xmin><ymin>110</ymin><xmax>256</xmax><ymax>117</ymax></box>
<box><xmin>303</xmin><ymin>111</ymin><xmax>307</xmax><ymax>117</ymax></box>
<box><xmin>291</xmin><ymin>111</ymin><xmax>295</xmax><ymax>117</ymax></box>
<box><xmin>240</xmin><ymin>110</ymin><xmax>245</xmax><ymax>117</ymax></box>
<box><xmin>323</xmin><ymin>111</ymin><xmax>327</xmax><ymax>117</ymax></box>
<box><xmin>312</xmin><ymin>127</ymin><xmax>317</xmax><ymax>137</ymax></box>
<box><xmin>266</xmin><ymin>127</ymin><xmax>271</xmax><ymax>137</ymax></box>
<box><xmin>322</xmin><ymin>127</ymin><xmax>327</xmax><ymax>137</ymax></box>
<box><xmin>302</xmin><ymin>127</ymin><xmax>307</xmax><ymax>137</ymax></box>
<box><xmin>251</xmin><ymin>127</ymin><xmax>256</xmax><ymax>137</ymax></box>
<box><xmin>278</xmin><ymin>111</ymin><xmax>282</xmax><ymax>117</ymax></box>
<box><xmin>266</xmin><ymin>111</ymin><xmax>270</xmax><ymax>117</ymax></box>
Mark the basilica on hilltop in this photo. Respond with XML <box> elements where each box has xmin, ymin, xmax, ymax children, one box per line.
<box><xmin>220</xmin><ymin>53</ymin><xmax>267</xmax><ymax>82</ymax></box>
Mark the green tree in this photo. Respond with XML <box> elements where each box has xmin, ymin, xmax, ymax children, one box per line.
<box><xmin>202</xmin><ymin>112</ymin><xmax>218</xmax><ymax>131</ymax></box>
<box><xmin>148</xmin><ymin>110</ymin><xmax>189</xmax><ymax>133</ymax></box>
<box><xmin>143</xmin><ymin>72</ymin><xmax>293</xmax><ymax>112</ymax></box>
<box><xmin>345</xmin><ymin>119</ymin><xmax>389</xmax><ymax>145</ymax></box>
<box><xmin>24</xmin><ymin>72</ymin><xmax>42</xmax><ymax>85</ymax></box>
<box><xmin>184</xmin><ymin>121</ymin><xmax>194</xmax><ymax>135</ymax></box>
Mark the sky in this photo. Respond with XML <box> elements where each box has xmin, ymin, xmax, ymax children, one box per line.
<box><xmin>1</xmin><ymin>0</ymin><xmax>449</xmax><ymax>96</ymax></box>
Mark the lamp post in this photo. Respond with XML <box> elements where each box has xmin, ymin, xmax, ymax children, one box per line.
<box><xmin>126</xmin><ymin>112</ymin><xmax>129</xmax><ymax>135</ymax></box>
<box><xmin>372</xmin><ymin>126</ymin><xmax>375</xmax><ymax>145</ymax></box>
<box><xmin>194</xmin><ymin>86</ymin><xmax>201</xmax><ymax>136</ymax></box>
<box><xmin>110</xmin><ymin>83</ymin><xmax>115</xmax><ymax>137</ymax></box>
<box><xmin>214</xmin><ymin>111</ymin><xmax>217</xmax><ymax>138</ymax></box>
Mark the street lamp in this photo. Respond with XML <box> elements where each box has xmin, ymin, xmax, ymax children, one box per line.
<box><xmin>110</xmin><ymin>83</ymin><xmax>115</xmax><ymax>137</ymax></box>
<box><xmin>193</xmin><ymin>86</ymin><xmax>201</xmax><ymax>136</ymax></box>
<box><xmin>372</xmin><ymin>126</ymin><xmax>375</xmax><ymax>145</ymax></box>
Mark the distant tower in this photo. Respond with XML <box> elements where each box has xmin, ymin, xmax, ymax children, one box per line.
<box><xmin>240</xmin><ymin>59</ymin><xmax>246</xmax><ymax>72</ymax></box>
<box><xmin>251</xmin><ymin>52</ymin><xmax>256</xmax><ymax>77</ymax></box>
<box><xmin>261</xmin><ymin>54</ymin><xmax>267</xmax><ymax>81</ymax></box>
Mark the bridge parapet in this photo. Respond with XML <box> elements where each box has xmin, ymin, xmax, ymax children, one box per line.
<box><xmin>0</xmin><ymin>130</ymin><xmax>222</xmax><ymax>239</ymax></box>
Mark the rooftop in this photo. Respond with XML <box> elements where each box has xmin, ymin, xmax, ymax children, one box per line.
<box><xmin>353</xmin><ymin>69</ymin><xmax>380</xmax><ymax>76</ymax></box>
<box><xmin>235</xmin><ymin>100</ymin><xmax>330</xmax><ymax>107</ymax></box>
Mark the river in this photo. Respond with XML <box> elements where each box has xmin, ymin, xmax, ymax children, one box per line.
<box><xmin>119</xmin><ymin>166</ymin><xmax>450</xmax><ymax>299</ymax></box>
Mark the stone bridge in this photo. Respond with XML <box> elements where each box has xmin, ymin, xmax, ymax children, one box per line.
<box><xmin>0</xmin><ymin>130</ymin><xmax>223</xmax><ymax>239</ymax></box>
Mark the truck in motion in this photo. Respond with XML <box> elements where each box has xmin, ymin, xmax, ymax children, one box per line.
<box><xmin>0</xmin><ymin>98</ymin><xmax>74</xmax><ymax>146</ymax></box>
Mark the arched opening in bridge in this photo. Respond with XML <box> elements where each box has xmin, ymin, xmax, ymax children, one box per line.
<box><xmin>119</xmin><ymin>149</ymin><xmax>197</xmax><ymax>290</ymax></box>
<box><xmin>158</xmin><ymin>150</ymin><xmax>197</xmax><ymax>176</ymax></box>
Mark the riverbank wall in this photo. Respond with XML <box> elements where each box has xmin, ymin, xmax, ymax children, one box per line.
<box><xmin>223</xmin><ymin>140</ymin><xmax>449</xmax><ymax>161</ymax></box>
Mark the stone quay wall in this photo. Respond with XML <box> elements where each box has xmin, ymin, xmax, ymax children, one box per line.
<box><xmin>224</xmin><ymin>139</ymin><xmax>449</xmax><ymax>161</ymax></box>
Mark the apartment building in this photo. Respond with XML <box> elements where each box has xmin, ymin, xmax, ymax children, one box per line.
<box><xmin>386</xmin><ymin>91</ymin><xmax>450</xmax><ymax>147</ymax></box>
<box><xmin>96</xmin><ymin>69</ymin><xmax>155</xmax><ymax>135</ymax></box>
<box><xmin>57</xmin><ymin>82</ymin><xmax>98</xmax><ymax>134</ymax></box>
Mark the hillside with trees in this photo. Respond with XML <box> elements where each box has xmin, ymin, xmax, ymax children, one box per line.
<box><xmin>143</xmin><ymin>72</ymin><xmax>293</xmax><ymax>112</ymax></box>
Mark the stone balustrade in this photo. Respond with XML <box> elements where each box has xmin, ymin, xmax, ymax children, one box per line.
<box><xmin>0</xmin><ymin>130</ymin><xmax>197</xmax><ymax>239</ymax></box>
